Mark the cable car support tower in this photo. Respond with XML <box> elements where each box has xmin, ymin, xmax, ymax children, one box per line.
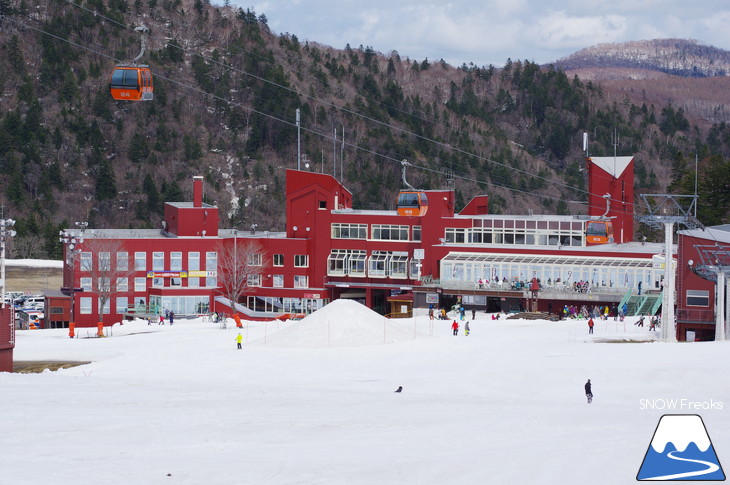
<box><xmin>636</xmin><ymin>194</ymin><xmax>700</xmax><ymax>343</ymax></box>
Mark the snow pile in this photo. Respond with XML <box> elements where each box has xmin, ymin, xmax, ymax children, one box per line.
<box><xmin>258</xmin><ymin>298</ymin><xmax>421</xmax><ymax>347</ymax></box>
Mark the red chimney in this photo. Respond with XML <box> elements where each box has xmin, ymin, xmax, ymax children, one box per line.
<box><xmin>193</xmin><ymin>176</ymin><xmax>203</xmax><ymax>207</ymax></box>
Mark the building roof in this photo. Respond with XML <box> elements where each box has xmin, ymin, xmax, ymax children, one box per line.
<box><xmin>679</xmin><ymin>225</ymin><xmax>730</xmax><ymax>244</ymax></box>
<box><xmin>590</xmin><ymin>156</ymin><xmax>633</xmax><ymax>178</ymax></box>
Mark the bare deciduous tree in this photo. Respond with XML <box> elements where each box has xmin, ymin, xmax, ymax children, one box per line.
<box><xmin>79</xmin><ymin>238</ymin><xmax>136</xmax><ymax>328</ymax></box>
<box><xmin>216</xmin><ymin>238</ymin><xmax>266</xmax><ymax>320</ymax></box>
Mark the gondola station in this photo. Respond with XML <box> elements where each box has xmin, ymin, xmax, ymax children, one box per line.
<box><xmin>50</xmin><ymin>155</ymin><xmax>727</xmax><ymax>341</ymax></box>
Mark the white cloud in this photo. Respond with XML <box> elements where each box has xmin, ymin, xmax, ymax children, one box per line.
<box><xmin>533</xmin><ymin>11</ymin><xmax>628</xmax><ymax>50</ymax></box>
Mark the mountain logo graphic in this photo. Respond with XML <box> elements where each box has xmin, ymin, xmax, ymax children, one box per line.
<box><xmin>637</xmin><ymin>414</ymin><xmax>725</xmax><ymax>481</ymax></box>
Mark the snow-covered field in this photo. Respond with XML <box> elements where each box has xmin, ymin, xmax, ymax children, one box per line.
<box><xmin>1</xmin><ymin>299</ymin><xmax>728</xmax><ymax>485</ymax></box>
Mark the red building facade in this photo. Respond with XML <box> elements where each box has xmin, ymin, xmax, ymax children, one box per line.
<box><xmin>61</xmin><ymin>163</ymin><xmax>671</xmax><ymax>327</ymax></box>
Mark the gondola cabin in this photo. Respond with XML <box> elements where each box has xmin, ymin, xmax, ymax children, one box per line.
<box><xmin>109</xmin><ymin>65</ymin><xmax>154</xmax><ymax>101</ymax></box>
<box><xmin>396</xmin><ymin>191</ymin><xmax>428</xmax><ymax>216</ymax></box>
<box><xmin>585</xmin><ymin>220</ymin><xmax>614</xmax><ymax>245</ymax></box>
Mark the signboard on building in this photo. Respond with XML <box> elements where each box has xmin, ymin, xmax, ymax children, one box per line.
<box><xmin>426</xmin><ymin>293</ymin><xmax>439</xmax><ymax>304</ymax></box>
<box><xmin>187</xmin><ymin>271</ymin><xmax>217</xmax><ymax>278</ymax></box>
<box><xmin>147</xmin><ymin>271</ymin><xmax>188</xmax><ymax>278</ymax></box>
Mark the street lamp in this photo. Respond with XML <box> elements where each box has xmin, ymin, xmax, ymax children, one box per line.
<box><xmin>1</xmin><ymin>219</ymin><xmax>17</xmax><ymax>309</ymax></box>
<box><xmin>59</xmin><ymin>221</ymin><xmax>88</xmax><ymax>336</ymax></box>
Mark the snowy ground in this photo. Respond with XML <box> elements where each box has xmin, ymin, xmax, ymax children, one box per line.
<box><xmin>1</xmin><ymin>300</ymin><xmax>728</xmax><ymax>485</ymax></box>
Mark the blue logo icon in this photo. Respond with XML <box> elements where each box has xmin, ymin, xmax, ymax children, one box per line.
<box><xmin>637</xmin><ymin>414</ymin><xmax>725</xmax><ymax>481</ymax></box>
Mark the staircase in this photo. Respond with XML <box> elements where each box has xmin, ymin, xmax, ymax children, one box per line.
<box><xmin>619</xmin><ymin>291</ymin><xmax>662</xmax><ymax>316</ymax></box>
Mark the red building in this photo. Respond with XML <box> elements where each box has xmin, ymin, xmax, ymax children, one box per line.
<box><xmin>587</xmin><ymin>156</ymin><xmax>635</xmax><ymax>244</ymax></box>
<box><xmin>0</xmin><ymin>307</ymin><xmax>12</xmax><ymax>372</ymax></box>
<box><xmin>61</xmin><ymin>161</ymin><xmax>670</xmax><ymax>328</ymax></box>
<box><xmin>676</xmin><ymin>225</ymin><xmax>730</xmax><ymax>341</ymax></box>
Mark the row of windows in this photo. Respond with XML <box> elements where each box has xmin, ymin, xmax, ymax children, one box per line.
<box><xmin>327</xmin><ymin>250</ymin><xmax>421</xmax><ymax>279</ymax></box>
<box><xmin>331</xmin><ymin>223</ymin><xmax>421</xmax><ymax>242</ymax></box>
<box><xmin>445</xmin><ymin>227</ymin><xmax>585</xmax><ymax>247</ymax></box>
<box><xmin>79</xmin><ymin>276</ymin><xmax>219</xmax><ymax>291</ymax></box>
<box><xmin>78</xmin><ymin>251</ymin><xmax>310</xmax><ymax>272</ymax></box>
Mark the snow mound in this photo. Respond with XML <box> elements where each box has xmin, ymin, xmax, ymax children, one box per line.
<box><xmin>258</xmin><ymin>298</ymin><xmax>417</xmax><ymax>348</ymax></box>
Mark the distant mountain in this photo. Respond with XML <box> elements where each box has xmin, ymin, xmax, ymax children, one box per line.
<box><xmin>554</xmin><ymin>39</ymin><xmax>730</xmax><ymax>79</ymax></box>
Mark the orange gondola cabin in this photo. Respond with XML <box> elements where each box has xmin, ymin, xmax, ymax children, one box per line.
<box><xmin>585</xmin><ymin>220</ymin><xmax>614</xmax><ymax>245</ymax></box>
<box><xmin>396</xmin><ymin>191</ymin><xmax>429</xmax><ymax>217</ymax></box>
<box><xmin>109</xmin><ymin>65</ymin><xmax>153</xmax><ymax>101</ymax></box>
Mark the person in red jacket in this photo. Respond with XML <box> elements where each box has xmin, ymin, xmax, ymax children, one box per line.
<box><xmin>588</xmin><ymin>317</ymin><xmax>595</xmax><ymax>334</ymax></box>
<box><xmin>451</xmin><ymin>320</ymin><xmax>459</xmax><ymax>336</ymax></box>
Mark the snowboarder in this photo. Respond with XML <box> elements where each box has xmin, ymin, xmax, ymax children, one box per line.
<box><xmin>585</xmin><ymin>379</ymin><xmax>593</xmax><ymax>403</ymax></box>
<box><xmin>465</xmin><ymin>321</ymin><xmax>471</xmax><ymax>336</ymax></box>
<box><xmin>451</xmin><ymin>320</ymin><xmax>459</xmax><ymax>336</ymax></box>
<box><xmin>588</xmin><ymin>317</ymin><xmax>594</xmax><ymax>334</ymax></box>
<box><xmin>236</xmin><ymin>333</ymin><xmax>243</xmax><ymax>349</ymax></box>
<box><xmin>394</xmin><ymin>386</ymin><xmax>402</xmax><ymax>393</ymax></box>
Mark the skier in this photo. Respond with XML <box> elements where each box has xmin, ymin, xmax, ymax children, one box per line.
<box><xmin>465</xmin><ymin>321</ymin><xmax>471</xmax><ymax>336</ymax></box>
<box><xmin>472</xmin><ymin>308</ymin><xmax>476</xmax><ymax>320</ymax></box>
<box><xmin>169</xmin><ymin>311</ymin><xmax>174</xmax><ymax>325</ymax></box>
<box><xmin>236</xmin><ymin>332</ymin><xmax>243</xmax><ymax>349</ymax></box>
<box><xmin>588</xmin><ymin>317</ymin><xmax>594</xmax><ymax>334</ymax></box>
<box><xmin>451</xmin><ymin>320</ymin><xmax>459</xmax><ymax>336</ymax></box>
<box><xmin>394</xmin><ymin>386</ymin><xmax>403</xmax><ymax>393</ymax></box>
<box><xmin>585</xmin><ymin>379</ymin><xmax>593</xmax><ymax>403</ymax></box>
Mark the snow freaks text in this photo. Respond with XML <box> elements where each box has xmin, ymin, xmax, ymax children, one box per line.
<box><xmin>639</xmin><ymin>399</ymin><xmax>724</xmax><ymax>411</ymax></box>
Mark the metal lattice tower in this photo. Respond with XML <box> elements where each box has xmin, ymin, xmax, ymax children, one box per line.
<box><xmin>636</xmin><ymin>194</ymin><xmax>700</xmax><ymax>343</ymax></box>
<box><xmin>689</xmin><ymin>243</ymin><xmax>730</xmax><ymax>341</ymax></box>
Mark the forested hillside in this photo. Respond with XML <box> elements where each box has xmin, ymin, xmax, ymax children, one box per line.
<box><xmin>0</xmin><ymin>0</ymin><xmax>728</xmax><ymax>259</ymax></box>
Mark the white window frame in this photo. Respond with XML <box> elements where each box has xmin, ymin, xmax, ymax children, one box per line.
<box><xmin>99</xmin><ymin>297</ymin><xmax>110</xmax><ymax>314</ymax></box>
<box><xmin>134</xmin><ymin>277</ymin><xmax>146</xmax><ymax>292</ymax></box>
<box><xmin>80</xmin><ymin>252</ymin><xmax>92</xmax><ymax>271</ymax></box>
<box><xmin>389</xmin><ymin>252</ymin><xmax>409</xmax><ymax>279</ymax></box>
<box><xmin>331</xmin><ymin>223</ymin><xmax>368</xmax><ymax>239</ymax></box>
<box><xmin>134</xmin><ymin>252</ymin><xmax>146</xmax><ymax>271</ymax></box>
<box><xmin>188</xmin><ymin>252</ymin><xmax>200</xmax><ymax>271</ymax></box>
<box><xmin>117</xmin><ymin>252</ymin><xmax>128</xmax><ymax>271</ymax></box>
<box><xmin>152</xmin><ymin>251</ymin><xmax>164</xmax><ymax>271</ymax></box>
<box><xmin>294</xmin><ymin>275</ymin><xmax>309</xmax><ymax>288</ymax></box>
<box><xmin>116</xmin><ymin>296</ymin><xmax>128</xmax><ymax>314</ymax></box>
<box><xmin>273</xmin><ymin>274</ymin><xmax>284</xmax><ymax>287</ymax></box>
<box><xmin>327</xmin><ymin>250</ymin><xmax>348</xmax><ymax>276</ymax></box>
<box><xmin>368</xmin><ymin>251</ymin><xmax>389</xmax><ymax>277</ymax></box>
<box><xmin>248</xmin><ymin>253</ymin><xmax>263</xmax><ymax>266</ymax></box>
<box><xmin>247</xmin><ymin>274</ymin><xmax>262</xmax><ymax>286</ymax></box>
<box><xmin>686</xmin><ymin>289</ymin><xmax>710</xmax><ymax>307</ymax></box>
<box><xmin>294</xmin><ymin>255</ymin><xmax>309</xmax><ymax>268</ymax></box>
<box><xmin>206</xmin><ymin>252</ymin><xmax>218</xmax><ymax>271</ymax></box>
<box><xmin>80</xmin><ymin>277</ymin><xmax>92</xmax><ymax>291</ymax></box>
<box><xmin>79</xmin><ymin>297</ymin><xmax>92</xmax><ymax>314</ymax></box>
<box><xmin>187</xmin><ymin>277</ymin><xmax>200</xmax><ymax>288</ymax></box>
<box><xmin>273</xmin><ymin>254</ymin><xmax>284</xmax><ymax>266</ymax></box>
<box><xmin>170</xmin><ymin>252</ymin><xmax>183</xmax><ymax>271</ymax></box>
<box><xmin>116</xmin><ymin>277</ymin><xmax>128</xmax><ymax>292</ymax></box>
<box><xmin>349</xmin><ymin>250</ymin><xmax>367</xmax><ymax>277</ymax></box>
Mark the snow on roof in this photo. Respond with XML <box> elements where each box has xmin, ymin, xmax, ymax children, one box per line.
<box><xmin>258</xmin><ymin>298</ymin><xmax>424</xmax><ymax>348</ymax></box>
<box><xmin>589</xmin><ymin>156</ymin><xmax>633</xmax><ymax>178</ymax></box>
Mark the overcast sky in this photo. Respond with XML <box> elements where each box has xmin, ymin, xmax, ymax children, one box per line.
<box><xmin>225</xmin><ymin>0</ymin><xmax>730</xmax><ymax>67</ymax></box>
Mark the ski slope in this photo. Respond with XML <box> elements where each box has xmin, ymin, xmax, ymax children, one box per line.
<box><xmin>1</xmin><ymin>300</ymin><xmax>728</xmax><ymax>485</ymax></box>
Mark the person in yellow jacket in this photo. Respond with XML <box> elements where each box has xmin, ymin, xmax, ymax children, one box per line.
<box><xmin>236</xmin><ymin>332</ymin><xmax>243</xmax><ymax>349</ymax></box>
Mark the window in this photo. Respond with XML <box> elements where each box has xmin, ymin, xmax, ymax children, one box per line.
<box><xmin>248</xmin><ymin>253</ymin><xmax>263</xmax><ymax>266</ymax></box>
<box><xmin>99</xmin><ymin>277</ymin><xmax>111</xmax><ymax>292</ymax></box>
<box><xmin>187</xmin><ymin>277</ymin><xmax>200</xmax><ymax>288</ymax></box>
<box><xmin>134</xmin><ymin>252</ymin><xmax>146</xmax><ymax>271</ymax></box>
<box><xmin>116</xmin><ymin>297</ymin><xmax>128</xmax><ymax>314</ymax></box>
<box><xmin>372</xmin><ymin>224</ymin><xmax>409</xmax><ymax>241</ymax></box>
<box><xmin>116</xmin><ymin>277</ymin><xmax>128</xmax><ymax>292</ymax></box>
<box><xmin>117</xmin><ymin>252</ymin><xmax>128</xmax><ymax>271</ymax></box>
<box><xmin>409</xmin><ymin>259</ymin><xmax>422</xmax><ymax>279</ymax></box>
<box><xmin>349</xmin><ymin>251</ymin><xmax>367</xmax><ymax>277</ymax></box>
<box><xmin>170</xmin><ymin>277</ymin><xmax>182</xmax><ymax>287</ymax></box>
<box><xmin>247</xmin><ymin>274</ymin><xmax>262</xmax><ymax>286</ymax></box>
<box><xmin>332</xmin><ymin>223</ymin><xmax>368</xmax><ymax>239</ymax></box>
<box><xmin>294</xmin><ymin>275</ymin><xmax>309</xmax><ymax>288</ymax></box>
<box><xmin>80</xmin><ymin>252</ymin><xmax>92</xmax><ymax>271</ymax></box>
<box><xmin>273</xmin><ymin>275</ymin><xmax>284</xmax><ymax>287</ymax></box>
<box><xmin>206</xmin><ymin>252</ymin><xmax>218</xmax><ymax>270</ymax></box>
<box><xmin>327</xmin><ymin>250</ymin><xmax>348</xmax><ymax>276</ymax></box>
<box><xmin>368</xmin><ymin>251</ymin><xmax>389</xmax><ymax>277</ymax></box>
<box><xmin>686</xmin><ymin>290</ymin><xmax>709</xmax><ymax>307</ymax></box>
<box><xmin>152</xmin><ymin>252</ymin><xmax>164</xmax><ymax>271</ymax></box>
<box><xmin>294</xmin><ymin>255</ymin><xmax>309</xmax><ymax>267</ymax></box>
<box><xmin>134</xmin><ymin>277</ymin><xmax>146</xmax><ymax>292</ymax></box>
<box><xmin>79</xmin><ymin>297</ymin><xmax>92</xmax><ymax>314</ymax></box>
<box><xmin>389</xmin><ymin>252</ymin><xmax>409</xmax><ymax>279</ymax></box>
<box><xmin>188</xmin><ymin>252</ymin><xmax>200</xmax><ymax>271</ymax></box>
<box><xmin>445</xmin><ymin>228</ymin><xmax>466</xmax><ymax>243</ymax></box>
<box><xmin>99</xmin><ymin>252</ymin><xmax>111</xmax><ymax>271</ymax></box>
<box><xmin>273</xmin><ymin>254</ymin><xmax>284</xmax><ymax>266</ymax></box>
<box><xmin>413</xmin><ymin>226</ymin><xmax>422</xmax><ymax>242</ymax></box>
<box><xmin>80</xmin><ymin>277</ymin><xmax>92</xmax><ymax>291</ymax></box>
<box><xmin>170</xmin><ymin>252</ymin><xmax>182</xmax><ymax>271</ymax></box>
<box><xmin>152</xmin><ymin>277</ymin><xmax>164</xmax><ymax>288</ymax></box>
<box><xmin>206</xmin><ymin>276</ymin><xmax>217</xmax><ymax>288</ymax></box>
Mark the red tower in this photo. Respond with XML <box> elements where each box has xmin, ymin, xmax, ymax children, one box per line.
<box><xmin>586</xmin><ymin>156</ymin><xmax>635</xmax><ymax>244</ymax></box>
